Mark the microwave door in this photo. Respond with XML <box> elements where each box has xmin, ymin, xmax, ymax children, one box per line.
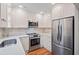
<box><xmin>28</xmin><ymin>21</ymin><xmax>38</xmax><ymax>28</ymax></box>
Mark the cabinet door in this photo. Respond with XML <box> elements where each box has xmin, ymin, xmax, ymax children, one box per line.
<box><xmin>43</xmin><ymin>14</ymin><xmax>51</xmax><ymax>28</ymax></box>
<box><xmin>19</xmin><ymin>36</ymin><xmax>29</xmax><ymax>52</ymax></box>
<box><xmin>38</xmin><ymin>18</ymin><xmax>45</xmax><ymax>28</ymax></box>
<box><xmin>0</xmin><ymin>3</ymin><xmax>7</xmax><ymax>27</ymax></box>
<box><xmin>11</xmin><ymin>8</ymin><xmax>28</xmax><ymax>28</ymax></box>
<box><xmin>38</xmin><ymin>14</ymin><xmax>51</xmax><ymax>28</ymax></box>
<box><xmin>0</xmin><ymin>4</ymin><xmax>1</xmax><ymax>26</ymax></box>
<box><xmin>40</xmin><ymin>33</ymin><xmax>51</xmax><ymax>52</ymax></box>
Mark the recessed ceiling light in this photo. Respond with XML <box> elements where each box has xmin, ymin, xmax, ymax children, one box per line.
<box><xmin>40</xmin><ymin>11</ymin><xmax>44</xmax><ymax>15</ymax></box>
<box><xmin>18</xmin><ymin>5</ymin><xmax>23</xmax><ymax>8</ymax></box>
<box><xmin>51</xmin><ymin>3</ymin><xmax>56</xmax><ymax>5</ymax></box>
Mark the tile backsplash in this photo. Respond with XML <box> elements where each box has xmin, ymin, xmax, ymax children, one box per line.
<box><xmin>0</xmin><ymin>28</ymin><xmax>26</xmax><ymax>38</ymax></box>
<box><xmin>0</xmin><ymin>29</ymin><xmax>3</xmax><ymax>38</ymax></box>
<box><xmin>0</xmin><ymin>28</ymin><xmax>51</xmax><ymax>38</ymax></box>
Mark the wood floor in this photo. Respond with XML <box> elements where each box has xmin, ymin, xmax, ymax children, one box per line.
<box><xmin>26</xmin><ymin>48</ymin><xmax>53</xmax><ymax>55</ymax></box>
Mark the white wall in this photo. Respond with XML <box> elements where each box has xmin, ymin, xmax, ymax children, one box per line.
<box><xmin>52</xmin><ymin>3</ymin><xmax>79</xmax><ymax>55</ymax></box>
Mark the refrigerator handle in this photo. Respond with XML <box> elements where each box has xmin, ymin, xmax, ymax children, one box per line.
<box><xmin>60</xmin><ymin>25</ymin><xmax>62</xmax><ymax>42</ymax></box>
<box><xmin>57</xmin><ymin>23</ymin><xmax>60</xmax><ymax>41</ymax></box>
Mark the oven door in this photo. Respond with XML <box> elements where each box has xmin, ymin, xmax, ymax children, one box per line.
<box><xmin>30</xmin><ymin>38</ymin><xmax>40</xmax><ymax>46</ymax></box>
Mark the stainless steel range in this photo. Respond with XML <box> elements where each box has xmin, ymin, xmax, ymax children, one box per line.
<box><xmin>27</xmin><ymin>33</ymin><xmax>40</xmax><ymax>51</ymax></box>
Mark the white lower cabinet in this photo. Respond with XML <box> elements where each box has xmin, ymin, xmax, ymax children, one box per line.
<box><xmin>40</xmin><ymin>33</ymin><xmax>52</xmax><ymax>52</ymax></box>
<box><xmin>19</xmin><ymin>36</ymin><xmax>29</xmax><ymax>53</ymax></box>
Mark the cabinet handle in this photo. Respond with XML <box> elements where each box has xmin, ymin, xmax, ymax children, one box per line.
<box><xmin>1</xmin><ymin>18</ymin><xmax>6</xmax><ymax>22</ymax></box>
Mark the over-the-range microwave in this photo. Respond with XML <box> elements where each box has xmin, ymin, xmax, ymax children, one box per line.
<box><xmin>28</xmin><ymin>21</ymin><xmax>38</xmax><ymax>28</ymax></box>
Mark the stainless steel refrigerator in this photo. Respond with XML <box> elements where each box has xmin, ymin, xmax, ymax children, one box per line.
<box><xmin>52</xmin><ymin>16</ymin><xmax>74</xmax><ymax>55</ymax></box>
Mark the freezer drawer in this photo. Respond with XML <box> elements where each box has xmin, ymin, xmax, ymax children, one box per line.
<box><xmin>53</xmin><ymin>43</ymin><xmax>73</xmax><ymax>55</ymax></box>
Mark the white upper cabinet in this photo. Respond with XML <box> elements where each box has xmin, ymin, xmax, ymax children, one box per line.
<box><xmin>6</xmin><ymin>4</ymin><xmax>29</xmax><ymax>28</ymax></box>
<box><xmin>42</xmin><ymin>14</ymin><xmax>51</xmax><ymax>28</ymax></box>
<box><xmin>0</xmin><ymin>3</ymin><xmax>8</xmax><ymax>28</ymax></box>
<box><xmin>0</xmin><ymin>3</ymin><xmax>52</xmax><ymax>28</ymax></box>
<box><xmin>10</xmin><ymin>8</ymin><xmax>28</xmax><ymax>28</ymax></box>
<box><xmin>37</xmin><ymin>13</ymin><xmax>51</xmax><ymax>28</ymax></box>
<box><xmin>52</xmin><ymin>4</ymin><xmax>75</xmax><ymax>19</ymax></box>
<box><xmin>0</xmin><ymin>3</ymin><xmax>29</xmax><ymax>28</ymax></box>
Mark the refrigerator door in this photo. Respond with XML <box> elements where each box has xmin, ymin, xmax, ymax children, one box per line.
<box><xmin>52</xmin><ymin>20</ymin><xmax>61</xmax><ymax>45</ymax></box>
<box><xmin>61</xmin><ymin>17</ymin><xmax>74</xmax><ymax>50</ymax></box>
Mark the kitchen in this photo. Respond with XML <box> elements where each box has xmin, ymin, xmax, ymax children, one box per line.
<box><xmin>0</xmin><ymin>3</ymin><xmax>79</xmax><ymax>55</ymax></box>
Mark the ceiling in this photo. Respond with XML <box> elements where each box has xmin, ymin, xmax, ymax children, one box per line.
<box><xmin>11</xmin><ymin>3</ymin><xmax>52</xmax><ymax>14</ymax></box>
